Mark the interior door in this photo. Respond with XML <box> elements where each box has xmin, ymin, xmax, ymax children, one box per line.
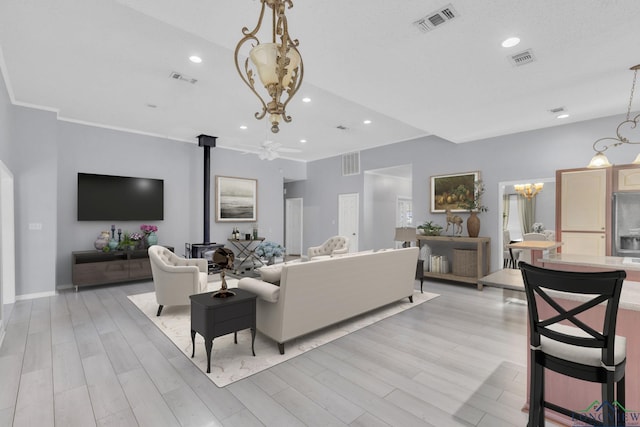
<box><xmin>285</xmin><ymin>198</ymin><xmax>303</xmax><ymax>256</ymax></box>
<box><xmin>338</xmin><ymin>193</ymin><xmax>359</xmax><ymax>252</ymax></box>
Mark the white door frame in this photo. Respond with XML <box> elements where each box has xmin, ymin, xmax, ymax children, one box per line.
<box><xmin>338</xmin><ymin>193</ymin><xmax>359</xmax><ymax>253</ymax></box>
<box><xmin>285</xmin><ymin>197</ymin><xmax>303</xmax><ymax>256</ymax></box>
<box><xmin>0</xmin><ymin>161</ymin><xmax>15</xmax><ymax>348</ymax></box>
<box><xmin>0</xmin><ymin>161</ymin><xmax>15</xmax><ymax>305</ymax></box>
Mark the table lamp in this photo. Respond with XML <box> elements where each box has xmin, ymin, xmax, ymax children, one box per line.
<box><xmin>395</xmin><ymin>227</ymin><xmax>417</xmax><ymax>248</ymax></box>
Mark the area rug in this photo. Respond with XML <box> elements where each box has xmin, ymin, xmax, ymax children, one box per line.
<box><xmin>128</xmin><ymin>278</ymin><xmax>439</xmax><ymax>387</ymax></box>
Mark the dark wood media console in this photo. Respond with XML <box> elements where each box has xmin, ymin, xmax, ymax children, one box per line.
<box><xmin>71</xmin><ymin>246</ymin><xmax>174</xmax><ymax>291</ymax></box>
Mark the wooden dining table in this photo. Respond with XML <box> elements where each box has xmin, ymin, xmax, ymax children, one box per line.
<box><xmin>507</xmin><ymin>240</ymin><xmax>562</xmax><ymax>267</ymax></box>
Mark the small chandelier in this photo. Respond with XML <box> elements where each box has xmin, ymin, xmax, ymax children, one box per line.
<box><xmin>588</xmin><ymin>64</ymin><xmax>640</xmax><ymax>168</ymax></box>
<box><xmin>234</xmin><ymin>0</ymin><xmax>304</xmax><ymax>133</ymax></box>
<box><xmin>514</xmin><ymin>183</ymin><xmax>544</xmax><ymax>199</ymax></box>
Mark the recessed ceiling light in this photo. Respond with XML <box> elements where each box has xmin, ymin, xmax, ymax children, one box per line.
<box><xmin>239</xmin><ymin>125</ymin><xmax>248</xmax><ymax>130</ymax></box>
<box><xmin>557</xmin><ymin>114</ymin><xmax>570</xmax><ymax>119</ymax></box>
<box><xmin>501</xmin><ymin>37</ymin><xmax>520</xmax><ymax>48</ymax></box>
<box><xmin>302</xmin><ymin>97</ymin><xmax>311</xmax><ymax>103</ymax></box>
<box><xmin>189</xmin><ymin>55</ymin><xmax>202</xmax><ymax>63</ymax></box>
<box><xmin>363</xmin><ymin>120</ymin><xmax>372</xmax><ymax>124</ymax></box>
<box><xmin>300</xmin><ymin>139</ymin><xmax>307</xmax><ymax>143</ymax></box>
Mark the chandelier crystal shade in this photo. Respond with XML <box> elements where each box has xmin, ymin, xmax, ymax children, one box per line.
<box><xmin>234</xmin><ymin>0</ymin><xmax>304</xmax><ymax>133</ymax></box>
<box><xmin>514</xmin><ymin>183</ymin><xmax>544</xmax><ymax>199</ymax></box>
<box><xmin>588</xmin><ymin>64</ymin><xmax>640</xmax><ymax>168</ymax></box>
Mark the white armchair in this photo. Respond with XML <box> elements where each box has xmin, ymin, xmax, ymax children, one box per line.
<box><xmin>307</xmin><ymin>236</ymin><xmax>349</xmax><ymax>259</ymax></box>
<box><xmin>148</xmin><ymin>245</ymin><xmax>208</xmax><ymax>316</ymax></box>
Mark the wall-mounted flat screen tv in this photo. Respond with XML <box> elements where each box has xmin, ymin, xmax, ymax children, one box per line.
<box><xmin>77</xmin><ymin>173</ymin><xmax>164</xmax><ymax>221</ymax></box>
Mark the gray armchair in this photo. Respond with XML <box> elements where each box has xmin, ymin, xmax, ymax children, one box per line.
<box><xmin>148</xmin><ymin>245</ymin><xmax>208</xmax><ymax>316</ymax></box>
<box><xmin>307</xmin><ymin>236</ymin><xmax>349</xmax><ymax>259</ymax></box>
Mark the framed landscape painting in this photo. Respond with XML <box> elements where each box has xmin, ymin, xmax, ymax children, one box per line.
<box><xmin>215</xmin><ymin>176</ymin><xmax>258</xmax><ymax>222</ymax></box>
<box><xmin>430</xmin><ymin>171</ymin><xmax>479</xmax><ymax>213</ymax></box>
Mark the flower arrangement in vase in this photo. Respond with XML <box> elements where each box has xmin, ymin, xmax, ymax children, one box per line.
<box><xmin>532</xmin><ymin>222</ymin><xmax>545</xmax><ymax>233</ymax></box>
<box><xmin>129</xmin><ymin>232</ymin><xmax>144</xmax><ymax>249</ymax></box>
<box><xmin>255</xmin><ymin>241</ymin><xmax>285</xmax><ymax>265</ymax></box>
<box><xmin>140</xmin><ymin>224</ymin><xmax>158</xmax><ymax>246</ymax></box>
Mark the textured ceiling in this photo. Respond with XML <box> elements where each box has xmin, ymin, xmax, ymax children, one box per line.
<box><xmin>1</xmin><ymin>0</ymin><xmax>640</xmax><ymax>161</ymax></box>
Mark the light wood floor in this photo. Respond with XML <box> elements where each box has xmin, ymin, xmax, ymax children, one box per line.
<box><xmin>0</xmin><ymin>279</ymin><xmax>558</xmax><ymax>427</ymax></box>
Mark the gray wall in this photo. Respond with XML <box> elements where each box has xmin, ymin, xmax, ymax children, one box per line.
<box><xmin>297</xmin><ymin>113</ymin><xmax>640</xmax><ymax>271</ymax></box>
<box><xmin>13</xmin><ymin>106</ymin><xmax>58</xmax><ymax>296</ymax></box>
<box><xmin>54</xmin><ymin>121</ymin><xmax>305</xmax><ymax>288</ymax></box>
<box><xmin>2</xmin><ymin>100</ymin><xmax>304</xmax><ymax>295</ymax></box>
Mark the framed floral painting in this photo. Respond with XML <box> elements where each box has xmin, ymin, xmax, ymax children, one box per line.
<box><xmin>430</xmin><ymin>171</ymin><xmax>479</xmax><ymax>213</ymax></box>
<box><xmin>215</xmin><ymin>176</ymin><xmax>258</xmax><ymax>222</ymax></box>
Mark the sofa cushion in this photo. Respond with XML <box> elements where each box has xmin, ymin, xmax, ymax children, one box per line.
<box><xmin>237</xmin><ymin>277</ymin><xmax>280</xmax><ymax>303</ymax></box>
<box><xmin>257</xmin><ymin>264</ymin><xmax>283</xmax><ymax>285</ymax></box>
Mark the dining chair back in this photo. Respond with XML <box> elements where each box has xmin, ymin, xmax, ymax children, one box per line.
<box><xmin>519</xmin><ymin>262</ymin><xmax>627</xmax><ymax>426</ymax></box>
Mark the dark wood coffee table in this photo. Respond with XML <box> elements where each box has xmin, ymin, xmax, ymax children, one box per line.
<box><xmin>189</xmin><ymin>288</ymin><xmax>257</xmax><ymax>373</ymax></box>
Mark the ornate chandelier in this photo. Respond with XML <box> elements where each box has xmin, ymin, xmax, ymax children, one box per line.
<box><xmin>588</xmin><ymin>64</ymin><xmax>640</xmax><ymax>168</ymax></box>
<box><xmin>514</xmin><ymin>183</ymin><xmax>544</xmax><ymax>199</ymax></box>
<box><xmin>234</xmin><ymin>0</ymin><xmax>304</xmax><ymax>133</ymax></box>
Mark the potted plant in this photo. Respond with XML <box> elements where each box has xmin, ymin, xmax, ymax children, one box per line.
<box><xmin>453</xmin><ymin>180</ymin><xmax>488</xmax><ymax>237</ymax></box>
<box><xmin>118</xmin><ymin>233</ymin><xmax>137</xmax><ymax>251</ymax></box>
<box><xmin>417</xmin><ymin>221</ymin><xmax>443</xmax><ymax>236</ymax></box>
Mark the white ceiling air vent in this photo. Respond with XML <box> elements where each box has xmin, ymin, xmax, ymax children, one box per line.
<box><xmin>509</xmin><ymin>49</ymin><xmax>536</xmax><ymax>67</ymax></box>
<box><xmin>413</xmin><ymin>3</ymin><xmax>459</xmax><ymax>33</ymax></box>
<box><xmin>169</xmin><ymin>71</ymin><xmax>198</xmax><ymax>84</ymax></box>
<box><xmin>342</xmin><ymin>152</ymin><xmax>361</xmax><ymax>176</ymax></box>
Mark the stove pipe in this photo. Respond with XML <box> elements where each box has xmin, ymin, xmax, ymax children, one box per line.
<box><xmin>197</xmin><ymin>134</ymin><xmax>217</xmax><ymax>244</ymax></box>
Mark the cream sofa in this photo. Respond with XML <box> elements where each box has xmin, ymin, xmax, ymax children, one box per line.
<box><xmin>238</xmin><ymin>247</ymin><xmax>419</xmax><ymax>354</ymax></box>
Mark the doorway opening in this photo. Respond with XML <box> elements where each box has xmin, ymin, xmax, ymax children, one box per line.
<box><xmin>363</xmin><ymin>164</ymin><xmax>412</xmax><ymax>250</ymax></box>
<box><xmin>285</xmin><ymin>198</ymin><xmax>303</xmax><ymax>256</ymax></box>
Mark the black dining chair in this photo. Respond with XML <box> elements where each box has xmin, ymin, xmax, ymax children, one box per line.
<box><xmin>519</xmin><ymin>262</ymin><xmax>627</xmax><ymax>426</ymax></box>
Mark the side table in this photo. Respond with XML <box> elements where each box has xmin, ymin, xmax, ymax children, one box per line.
<box><xmin>189</xmin><ymin>288</ymin><xmax>257</xmax><ymax>373</ymax></box>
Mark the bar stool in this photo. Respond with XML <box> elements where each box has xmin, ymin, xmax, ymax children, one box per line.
<box><xmin>519</xmin><ymin>262</ymin><xmax>627</xmax><ymax>426</ymax></box>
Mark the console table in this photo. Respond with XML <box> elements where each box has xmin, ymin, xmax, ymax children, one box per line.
<box><xmin>416</xmin><ymin>236</ymin><xmax>490</xmax><ymax>290</ymax></box>
<box><xmin>71</xmin><ymin>246</ymin><xmax>174</xmax><ymax>291</ymax></box>
<box><xmin>226</xmin><ymin>238</ymin><xmax>265</xmax><ymax>273</ymax></box>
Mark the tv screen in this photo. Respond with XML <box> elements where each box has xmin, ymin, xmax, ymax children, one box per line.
<box><xmin>77</xmin><ymin>173</ymin><xmax>164</xmax><ymax>221</ymax></box>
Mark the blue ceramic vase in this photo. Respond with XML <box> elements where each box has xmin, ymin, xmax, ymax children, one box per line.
<box><xmin>146</xmin><ymin>232</ymin><xmax>158</xmax><ymax>246</ymax></box>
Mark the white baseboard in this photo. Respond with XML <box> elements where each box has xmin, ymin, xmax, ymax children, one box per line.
<box><xmin>15</xmin><ymin>290</ymin><xmax>57</xmax><ymax>301</ymax></box>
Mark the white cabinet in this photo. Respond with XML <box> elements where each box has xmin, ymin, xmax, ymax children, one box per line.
<box><xmin>616</xmin><ymin>166</ymin><xmax>640</xmax><ymax>191</ymax></box>
<box><xmin>557</xmin><ymin>168</ymin><xmax>611</xmax><ymax>256</ymax></box>
<box><xmin>560</xmin><ymin>169</ymin><xmax>607</xmax><ymax>232</ymax></box>
<box><xmin>561</xmin><ymin>231</ymin><xmax>606</xmax><ymax>256</ymax></box>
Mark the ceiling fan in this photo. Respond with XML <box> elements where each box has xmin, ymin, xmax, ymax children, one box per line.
<box><xmin>257</xmin><ymin>140</ymin><xmax>301</xmax><ymax>160</ymax></box>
